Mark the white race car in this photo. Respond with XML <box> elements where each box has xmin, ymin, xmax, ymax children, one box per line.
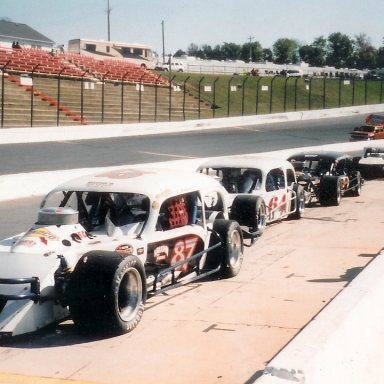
<box><xmin>0</xmin><ymin>168</ymin><xmax>259</xmax><ymax>338</ymax></box>
<box><xmin>358</xmin><ymin>146</ymin><xmax>384</xmax><ymax>179</ymax></box>
<box><xmin>197</xmin><ymin>156</ymin><xmax>305</xmax><ymax>236</ymax></box>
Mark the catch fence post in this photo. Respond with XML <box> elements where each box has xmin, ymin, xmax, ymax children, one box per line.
<box><xmin>198</xmin><ymin>76</ymin><xmax>205</xmax><ymax>119</ymax></box>
<box><xmin>255</xmin><ymin>77</ymin><xmax>261</xmax><ymax>115</ymax></box>
<box><xmin>57</xmin><ymin>67</ymin><xmax>66</xmax><ymax>126</ymax></box>
<box><xmin>182</xmin><ymin>76</ymin><xmax>190</xmax><ymax>121</ymax></box>
<box><xmin>227</xmin><ymin>76</ymin><xmax>234</xmax><ymax>117</ymax></box>
<box><xmin>269</xmin><ymin>75</ymin><xmax>277</xmax><ymax>114</ymax></box>
<box><xmin>168</xmin><ymin>75</ymin><xmax>176</xmax><ymax>121</ymax></box>
<box><xmin>212</xmin><ymin>77</ymin><xmax>219</xmax><ymax>118</ymax></box>
<box><xmin>283</xmin><ymin>77</ymin><xmax>289</xmax><ymax>112</ymax></box>
<box><xmin>294</xmin><ymin>77</ymin><xmax>299</xmax><ymax>111</ymax></box>
<box><xmin>138</xmin><ymin>73</ymin><xmax>145</xmax><ymax>122</ymax></box>
<box><xmin>154</xmin><ymin>74</ymin><xmax>162</xmax><ymax>122</ymax></box>
<box><xmin>80</xmin><ymin>69</ymin><xmax>89</xmax><ymax>124</ymax></box>
<box><xmin>241</xmin><ymin>76</ymin><xmax>249</xmax><ymax>116</ymax></box>
<box><xmin>101</xmin><ymin>71</ymin><xmax>110</xmax><ymax>124</ymax></box>
<box><xmin>1</xmin><ymin>60</ymin><xmax>10</xmax><ymax>128</ymax></box>
<box><xmin>120</xmin><ymin>71</ymin><xmax>129</xmax><ymax>124</ymax></box>
<box><xmin>30</xmin><ymin>64</ymin><xmax>40</xmax><ymax>127</ymax></box>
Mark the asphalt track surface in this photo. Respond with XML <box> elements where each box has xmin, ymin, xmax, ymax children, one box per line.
<box><xmin>0</xmin><ymin>114</ymin><xmax>362</xmax><ymax>176</ymax></box>
<box><xmin>0</xmin><ymin>114</ymin><xmax>383</xmax><ymax>384</ymax></box>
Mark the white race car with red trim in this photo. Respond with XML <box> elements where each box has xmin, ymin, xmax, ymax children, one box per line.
<box><xmin>0</xmin><ymin>168</ymin><xmax>259</xmax><ymax>338</ymax></box>
<box><xmin>197</xmin><ymin>156</ymin><xmax>305</xmax><ymax>236</ymax></box>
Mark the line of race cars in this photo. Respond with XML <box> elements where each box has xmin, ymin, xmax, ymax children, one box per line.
<box><xmin>0</xmin><ymin>147</ymin><xmax>382</xmax><ymax>339</ymax></box>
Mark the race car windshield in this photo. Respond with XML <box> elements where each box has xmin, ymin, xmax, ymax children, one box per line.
<box><xmin>41</xmin><ymin>190</ymin><xmax>150</xmax><ymax>231</ymax></box>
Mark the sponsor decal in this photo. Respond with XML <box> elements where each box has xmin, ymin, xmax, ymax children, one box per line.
<box><xmin>26</xmin><ymin>228</ymin><xmax>59</xmax><ymax>245</ymax></box>
<box><xmin>115</xmin><ymin>244</ymin><xmax>134</xmax><ymax>255</ymax></box>
<box><xmin>70</xmin><ymin>231</ymin><xmax>93</xmax><ymax>243</ymax></box>
<box><xmin>154</xmin><ymin>244</ymin><xmax>169</xmax><ymax>264</ymax></box>
<box><xmin>340</xmin><ymin>176</ymin><xmax>349</xmax><ymax>189</ymax></box>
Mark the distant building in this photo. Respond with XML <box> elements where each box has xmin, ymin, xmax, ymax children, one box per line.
<box><xmin>0</xmin><ymin>20</ymin><xmax>55</xmax><ymax>50</ymax></box>
<box><xmin>68</xmin><ymin>38</ymin><xmax>157</xmax><ymax>68</ymax></box>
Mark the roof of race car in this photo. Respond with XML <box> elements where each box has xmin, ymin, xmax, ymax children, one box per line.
<box><xmin>287</xmin><ymin>151</ymin><xmax>350</xmax><ymax>162</ymax></box>
<box><xmin>48</xmin><ymin>167</ymin><xmax>224</xmax><ymax>200</ymax></box>
<box><xmin>197</xmin><ymin>156</ymin><xmax>294</xmax><ymax>172</ymax></box>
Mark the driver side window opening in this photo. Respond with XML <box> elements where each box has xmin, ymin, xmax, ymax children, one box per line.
<box><xmin>157</xmin><ymin>192</ymin><xmax>202</xmax><ymax>231</ymax></box>
<box><xmin>266</xmin><ymin>168</ymin><xmax>285</xmax><ymax>192</ymax></box>
<box><xmin>202</xmin><ymin>167</ymin><xmax>262</xmax><ymax>193</ymax></box>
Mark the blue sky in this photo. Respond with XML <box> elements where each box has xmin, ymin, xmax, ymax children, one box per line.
<box><xmin>1</xmin><ymin>0</ymin><xmax>383</xmax><ymax>55</ymax></box>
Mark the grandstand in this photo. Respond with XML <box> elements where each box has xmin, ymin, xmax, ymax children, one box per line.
<box><xmin>0</xmin><ymin>20</ymin><xmax>211</xmax><ymax>127</ymax></box>
<box><xmin>0</xmin><ymin>46</ymin><xmax>209</xmax><ymax>127</ymax></box>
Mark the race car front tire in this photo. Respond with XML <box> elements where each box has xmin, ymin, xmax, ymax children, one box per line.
<box><xmin>66</xmin><ymin>251</ymin><xmax>146</xmax><ymax>335</ymax></box>
<box><xmin>318</xmin><ymin>176</ymin><xmax>342</xmax><ymax>206</ymax></box>
<box><xmin>288</xmin><ymin>184</ymin><xmax>305</xmax><ymax>219</ymax></box>
<box><xmin>230</xmin><ymin>195</ymin><xmax>266</xmax><ymax>236</ymax></box>
<box><xmin>210</xmin><ymin>220</ymin><xmax>244</xmax><ymax>278</ymax></box>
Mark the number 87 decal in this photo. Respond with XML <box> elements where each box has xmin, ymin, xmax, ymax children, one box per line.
<box><xmin>171</xmin><ymin>236</ymin><xmax>199</xmax><ymax>272</ymax></box>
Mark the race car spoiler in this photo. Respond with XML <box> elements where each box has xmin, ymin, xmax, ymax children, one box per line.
<box><xmin>0</xmin><ymin>277</ymin><xmax>40</xmax><ymax>304</ymax></box>
<box><xmin>365</xmin><ymin>114</ymin><xmax>384</xmax><ymax>126</ymax></box>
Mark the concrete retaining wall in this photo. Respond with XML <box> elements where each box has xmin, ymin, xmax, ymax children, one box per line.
<box><xmin>255</xmin><ymin>249</ymin><xmax>384</xmax><ymax>384</ymax></box>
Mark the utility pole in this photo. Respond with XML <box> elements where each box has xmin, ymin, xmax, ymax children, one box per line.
<box><xmin>248</xmin><ymin>35</ymin><xmax>255</xmax><ymax>62</ymax></box>
<box><xmin>161</xmin><ymin>20</ymin><xmax>165</xmax><ymax>64</ymax></box>
<box><xmin>107</xmin><ymin>0</ymin><xmax>111</xmax><ymax>41</ymax></box>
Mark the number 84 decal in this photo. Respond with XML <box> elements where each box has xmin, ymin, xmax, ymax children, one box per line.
<box><xmin>268</xmin><ymin>194</ymin><xmax>287</xmax><ymax>218</ymax></box>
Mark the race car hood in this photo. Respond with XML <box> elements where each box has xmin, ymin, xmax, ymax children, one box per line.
<box><xmin>0</xmin><ymin>246</ymin><xmax>68</xmax><ymax>337</ymax></box>
<box><xmin>0</xmin><ymin>222</ymin><xmax>89</xmax><ymax>337</ymax></box>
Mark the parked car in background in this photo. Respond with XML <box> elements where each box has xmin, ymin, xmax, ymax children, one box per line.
<box><xmin>197</xmin><ymin>156</ymin><xmax>305</xmax><ymax>238</ymax></box>
<box><xmin>155</xmin><ymin>61</ymin><xmax>185</xmax><ymax>72</ymax></box>
<box><xmin>350</xmin><ymin>114</ymin><xmax>384</xmax><ymax>141</ymax></box>
<box><xmin>287</xmin><ymin>151</ymin><xmax>362</xmax><ymax>206</ymax></box>
<box><xmin>358</xmin><ymin>146</ymin><xmax>384</xmax><ymax>179</ymax></box>
<box><xmin>0</xmin><ymin>167</ymin><xmax>258</xmax><ymax>338</ymax></box>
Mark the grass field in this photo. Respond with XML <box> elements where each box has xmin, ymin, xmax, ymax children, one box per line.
<box><xmin>160</xmin><ymin>72</ymin><xmax>384</xmax><ymax>119</ymax></box>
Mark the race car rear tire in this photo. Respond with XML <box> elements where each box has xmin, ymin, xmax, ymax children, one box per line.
<box><xmin>209</xmin><ymin>220</ymin><xmax>244</xmax><ymax>278</ymax></box>
<box><xmin>288</xmin><ymin>184</ymin><xmax>305</xmax><ymax>219</ymax></box>
<box><xmin>230</xmin><ymin>195</ymin><xmax>266</xmax><ymax>235</ymax></box>
<box><xmin>66</xmin><ymin>251</ymin><xmax>146</xmax><ymax>335</ymax></box>
<box><xmin>318</xmin><ymin>176</ymin><xmax>341</xmax><ymax>206</ymax></box>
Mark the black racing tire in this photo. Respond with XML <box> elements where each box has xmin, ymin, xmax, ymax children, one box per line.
<box><xmin>66</xmin><ymin>251</ymin><xmax>146</xmax><ymax>335</ymax></box>
<box><xmin>230</xmin><ymin>195</ymin><xmax>266</xmax><ymax>235</ymax></box>
<box><xmin>208</xmin><ymin>220</ymin><xmax>244</xmax><ymax>278</ymax></box>
<box><xmin>288</xmin><ymin>184</ymin><xmax>305</xmax><ymax>220</ymax></box>
<box><xmin>318</xmin><ymin>176</ymin><xmax>341</xmax><ymax>206</ymax></box>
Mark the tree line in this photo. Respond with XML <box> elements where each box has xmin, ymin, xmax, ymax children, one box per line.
<box><xmin>174</xmin><ymin>32</ymin><xmax>384</xmax><ymax>70</ymax></box>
